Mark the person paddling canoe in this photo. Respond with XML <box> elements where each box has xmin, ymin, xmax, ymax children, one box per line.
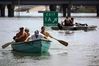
<box><xmin>40</xmin><ymin>26</ymin><xmax>68</xmax><ymax>46</ymax></box>
<box><xmin>40</xmin><ymin>26</ymin><xmax>53</xmax><ymax>39</ymax></box>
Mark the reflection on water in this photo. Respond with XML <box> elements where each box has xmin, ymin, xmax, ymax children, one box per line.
<box><xmin>11</xmin><ymin>51</ymin><xmax>50</xmax><ymax>59</ymax></box>
<box><xmin>0</xmin><ymin>16</ymin><xmax>99</xmax><ymax>66</ymax></box>
<box><xmin>1</xmin><ymin>50</ymin><xmax>51</xmax><ymax>66</ymax></box>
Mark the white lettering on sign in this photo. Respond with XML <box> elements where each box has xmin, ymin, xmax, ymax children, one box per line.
<box><xmin>53</xmin><ymin>18</ymin><xmax>58</xmax><ymax>23</ymax></box>
<box><xmin>43</xmin><ymin>11</ymin><xmax>58</xmax><ymax>26</ymax></box>
<box><xmin>45</xmin><ymin>13</ymin><xmax>56</xmax><ymax>16</ymax></box>
<box><xmin>48</xmin><ymin>18</ymin><xmax>52</xmax><ymax>22</ymax></box>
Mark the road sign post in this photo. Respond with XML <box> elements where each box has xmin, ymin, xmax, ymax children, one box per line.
<box><xmin>43</xmin><ymin>11</ymin><xmax>58</xmax><ymax>26</ymax></box>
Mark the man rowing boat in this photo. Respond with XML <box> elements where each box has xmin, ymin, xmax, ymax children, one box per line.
<box><xmin>40</xmin><ymin>26</ymin><xmax>53</xmax><ymax>39</ymax></box>
<box><xmin>40</xmin><ymin>26</ymin><xmax>68</xmax><ymax>46</ymax></box>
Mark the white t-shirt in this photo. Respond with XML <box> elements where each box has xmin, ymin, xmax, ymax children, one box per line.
<box><xmin>29</xmin><ymin>34</ymin><xmax>44</xmax><ymax>41</ymax></box>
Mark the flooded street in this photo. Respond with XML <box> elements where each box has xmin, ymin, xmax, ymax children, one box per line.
<box><xmin>0</xmin><ymin>14</ymin><xmax>99</xmax><ymax>66</ymax></box>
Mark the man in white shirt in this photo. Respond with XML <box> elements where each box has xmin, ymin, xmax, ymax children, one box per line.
<box><xmin>29</xmin><ymin>30</ymin><xmax>45</xmax><ymax>41</ymax></box>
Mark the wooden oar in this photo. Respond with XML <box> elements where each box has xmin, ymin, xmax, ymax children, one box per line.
<box><xmin>53</xmin><ymin>38</ymin><xmax>68</xmax><ymax>46</ymax></box>
<box><xmin>2</xmin><ymin>41</ymin><xmax>14</xmax><ymax>49</ymax></box>
<box><xmin>41</xmin><ymin>31</ymin><xmax>68</xmax><ymax>47</ymax></box>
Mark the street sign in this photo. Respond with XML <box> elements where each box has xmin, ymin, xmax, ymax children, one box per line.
<box><xmin>43</xmin><ymin>11</ymin><xmax>58</xmax><ymax>26</ymax></box>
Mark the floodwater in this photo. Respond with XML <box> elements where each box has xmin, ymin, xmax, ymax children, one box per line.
<box><xmin>0</xmin><ymin>13</ymin><xmax>99</xmax><ymax>66</ymax></box>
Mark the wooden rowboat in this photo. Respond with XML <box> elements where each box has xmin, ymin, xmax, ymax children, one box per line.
<box><xmin>11</xmin><ymin>39</ymin><xmax>51</xmax><ymax>53</ymax></box>
<box><xmin>51</xmin><ymin>25</ymin><xmax>97</xmax><ymax>31</ymax></box>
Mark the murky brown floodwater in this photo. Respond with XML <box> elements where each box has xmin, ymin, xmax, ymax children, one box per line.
<box><xmin>0</xmin><ymin>16</ymin><xmax>99</xmax><ymax>66</ymax></box>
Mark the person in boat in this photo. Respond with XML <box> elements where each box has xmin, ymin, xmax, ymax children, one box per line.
<box><xmin>69</xmin><ymin>17</ymin><xmax>74</xmax><ymax>26</ymax></box>
<box><xmin>62</xmin><ymin>17</ymin><xmax>74</xmax><ymax>26</ymax></box>
<box><xmin>41</xmin><ymin>26</ymin><xmax>53</xmax><ymax>39</ymax></box>
<box><xmin>57</xmin><ymin>17</ymin><xmax>69</xmax><ymax>29</ymax></box>
<box><xmin>25</xmin><ymin>28</ymin><xmax>30</xmax><ymax>41</ymax></box>
<box><xmin>25</xmin><ymin>28</ymin><xmax>30</xmax><ymax>37</ymax></box>
<box><xmin>29</xmin><ymin>30</ymin><xmax>45</xmax><ymax>41</ymax></box>
<box><xmin>62</xmin><ymin>16</ymin><xmax>69</xmax><ymax>26</ymax></box>
<box><xmin>13</xmin><ymin>27</ymin><xmax>29</xmax><ymax>42</ymax></box>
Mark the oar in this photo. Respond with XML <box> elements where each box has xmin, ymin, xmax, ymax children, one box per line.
<box><xmin>2</xmin><ymin>41</ymin><xmax>14</xmax><ymax>49</ymax></box>
<box><xmin>41</xmin><ymin>30</ymin><xmax>68</xmax><ymax>46</ymax></box>
<box><xmin>53</xmin><ymin>38</ymin><xmax>68</xmax><ymax>46</ymax></box>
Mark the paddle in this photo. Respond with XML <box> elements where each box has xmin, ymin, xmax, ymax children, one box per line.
<box><xmin>53</xmin><ymin>38</ymin><xmax>68</xmax><ymax>46</ymax></box>
<box><xmin>41</xmin><ymin>32</ymin><xmax>68</xmax><ymax>47</ymax></box>
<box><xmin>2</xmin><ymin>41</ymin><xmax>14</xmax><ymax>49</ymax></box>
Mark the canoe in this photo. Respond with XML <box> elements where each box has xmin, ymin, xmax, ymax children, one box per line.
<box><xmin>11</xmin><ymin>39</ymin><xmax>51</xmax><ymax>53</ymax></box>
<box><xmin>51</xmin><ymin>25</ymin><xmax>97</xmax><ymax>31</ymax></box>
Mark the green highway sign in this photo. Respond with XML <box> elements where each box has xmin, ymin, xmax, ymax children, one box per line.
<box><xmin>43</xmin><ymin>11</ymin><xmax>58</xmax><ymax>26</ymax></box>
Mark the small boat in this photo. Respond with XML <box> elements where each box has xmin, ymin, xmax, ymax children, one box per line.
<box><xmin>11</xmin><ymin>39</ymin><xmax>51</xmax><ymax>53</ymax></box>
<box><xmin>51</xmin><ymin>25</ymin><xmax>97</xmax><ymax>31</ymax></box>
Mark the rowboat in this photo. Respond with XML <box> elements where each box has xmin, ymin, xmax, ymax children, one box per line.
<box><xmin>11</xmin><ymin>39</ymin><xmax>51</xmax><ymax>53</ymax></box>
<box><xmin>51</xmin><ymin>25</ymin><xmax>97</xmax><ymax>31</ymax></box>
